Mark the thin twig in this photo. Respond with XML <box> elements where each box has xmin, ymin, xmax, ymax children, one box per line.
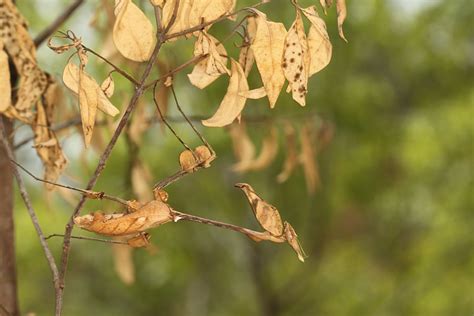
<box><xmin>34</xmin><ymin>0</ymin><xmax>85</xmax><ymax>47</ymax></box>
<box><xmin>55</xmin><ymin>2</ymin><xmax>182</xmax><ymax>314</ymax></box>
<box><xmin>0</xmin><ymin>118</ymin><xmax>61</xmax><ymax>306</ymax></box>
<box><xmin>46</xmin><ymin>234</ymin><xmax>128</xmax><ymax>245</ymax></box>
<box><xmin>12</xmin><ymin>160</ymin><xmax>130</xmax><ymax>207</ymax></box>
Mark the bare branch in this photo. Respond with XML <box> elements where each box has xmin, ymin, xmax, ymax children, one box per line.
<box><xmin>34</xmin><ymin>0</ymin><xmax>85</xmax><ymax>47</ymax></box>
<box><xmin>0</xmin><ymin>118</ymin><xmax>61</xmax><ymax>305</ymax></box>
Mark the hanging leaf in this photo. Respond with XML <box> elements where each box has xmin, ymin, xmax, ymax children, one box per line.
<box><xmin>100</xmin><ymin>74</ymin><xmax>115</xmax><ymax>98</ymax></box>
<box><xmin>113</xmin><ymin>0</ymin><xmax>156</xmax><ymax>62</ymax></box>
<box><xmin>235</xmin><ymin>126</ymin><xmax>278</xmax><ymax>172</ymax></box>
<box><xmin>230</xmin><ymin>123</ymin><xmax>256</xmax><ymax>172</ymax></box>
<box><xmin>284</xmin><ymin>221</ymin><xmax>306</xmax><ymax>262</ymax></box>
<box><xmin>336</xmin><ymin>0</ymin><xmax>348</xmax><ymax>42</ymax></box>
<box><xmin>188</xmin><ymin>31</ymin><xmax>229</xmax><ymax>89</ymax></box>
<box><xmin>235</xmin><ymin>183</ymin><xmax>284</xmax><ymax>237</ymax></box>
<box><xmin>302</xmin><ymin>6</ymin><xmax>332</xmax><ymax>76</ymax></box>
<box><xmin>250</xmin><ymin>10</ymin><xmax>287</xmax><ymax>108</ymax></box>
<box><xmin>238</xmin><ymin>16</ymin><xmax>257</xmax><ymax>77</ymax></box>
<box><xmin>283</xmin><ymin>9</ymin><xmax>309</xmax><ymax>106</ymax></box>
<box><xmin>78</xmin><ymin>70</ymin><xmax>99</xmax><ymax>147</ymax></box>
<box><xmin>131</xmin><ymin>160</ymin><xmax>154</xmax><ymax>201</ymax></box>
<box><xmin>202</xmin><ymin>59</ymin><xmax>249</xmax><ymax>127</ymax></box>
<box><xmin>0</xmin><ymin>49</ymin><xmax>11</xmax><ymax>112</ymax></box>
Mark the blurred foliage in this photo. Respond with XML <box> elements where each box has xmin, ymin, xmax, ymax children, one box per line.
<box><xmin>12</xmin><ymin>0</ymin><xmax>474</xmax><ymax>315</ymax></box>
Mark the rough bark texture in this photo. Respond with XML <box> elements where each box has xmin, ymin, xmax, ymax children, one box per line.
<box><xmin>0</xmin><ymin>116</ymin><xmax>19</xmax><ymax>316</ymax></box>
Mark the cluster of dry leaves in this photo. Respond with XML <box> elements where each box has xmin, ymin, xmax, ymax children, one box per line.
<box><xmin>1</xmin><ymin>0</ymin><xmax>348</xmax><ymax>283</ymax></box>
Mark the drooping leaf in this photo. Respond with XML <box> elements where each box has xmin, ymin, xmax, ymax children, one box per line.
<box><xmin>100</xmin><ymin>74</ymin><xmax>115</xmax><ymax>98</ymax></box>
<box><xmin>302</xmin><ymin>6</ymin><xmax>332</xmax><ymax>76</ymax></box>
<box><xmin>336</xmin><ymin>0</ymin><xmax>348</xmax><ymax>42</ymax></box>
<box><xmin>236</xmin><ymin>183</ymin><xmax>284</xmax><ymax>237</ymax></box>
<box><xmin>299</xmin><ymin>123</ymin><xmax>320</xmax><ymax>194</ymax></box>
<box><xmin>235</xmin><ymin>126</ymin><xmax>278</xmax><ymax>172</ymax></box>
<box><xmin>112</xmin><ymin>242</ymin><xmax>135</xmax><ymax>284</ymax></box>
<box><xmin>277</xmin><ymin>123</ymin><xmax>298</xmax><ymax>183</ymax></box>
<box><xmin>113</xmin><ymin>0</ymin><xmax>156</xmax><ymax>62</ymax></box>
<box><xmin>202</xmin><ymin>59</ymin><xmax>248</xmax><ymax>127</ymax></box>
<box><xmin>284</xmin><ymin>221</ymin><xmax>306</xmax><ymax>262</ymax></box>
<box><xmin>230</xmin><ymin>123</ymin><xmax>256</xmax><ymax>172</ymax></box>
<box><xmin>283</xmin><ymin>9</ymin><xmax>309</xmax><ymax>106</ymax></box>
<box><xmin>250</xmin><ymin>10</ymin><xmax>287</xmax><ymax>108</ymax></box>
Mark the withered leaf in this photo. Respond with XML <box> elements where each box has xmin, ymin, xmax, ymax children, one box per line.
<box><xmin>238</xmin><ymin>87</ymin><xmax>266</xmax><ymax>100</ymax></box>
<box><xmin>277</xmin><ymin>123</ymin><xmax>298</xmax><ymax>183</ymax></box>
<box><xmin>113</xmin><ymin>0</ymin><xmax>156</xmax><ymax>62</ymax></box>
<box><xmin>250</xmin><ymin>10</ymin><xmax>287</xmax><ymax>108</ymax></box>
<box><xmin>131</xmin><ymin>160</ymin><xmax>154</xmax><ymax>201</ymax></box>
<box><xmin>74</xmin><ymin>200</ymin><xmax>173</xmax><ymax>236</ymax></box>
<box><xmin>284</xmin><ymin>221</ymin><xmax>306</xmax><ymax>262</ymax></box>
<box><xmin>283</xmin><ymin>10</ymin><xmax>309</xmax><ymax>106</ymax></box>
<box><xmin>100</xmin><ymin>74</ymin><xmax>115</xmax><ymax>98</ymax></box>
<box><xmin>179</xmin><ymin>149</ymin><xmax>198</xmax><ymax>172</ymax></box>
<box><xmin>236</xmin><ymin>183</ymin><xmax>284</xmax><ymax>237</ymax></box>
<box><xmin>202</xmin><ymin>59</ymin><xmax>248</xmax><ymax>127</ymax></box>
<box><xmin>188</xmin><ymin>31</ymin><xmax>229</xmax><ymax>89</ymax></box>
<box><xmin>235</xmin><ymin>126</ymin><xmax>278</xmax><ymax>172</ymax></box>
<box><xmin>336</xmin><ymin>0</ymin><xmax>348</xmax><ymax>42</ymax></box>
<box><xmin>0</xmin><ymin>49</ymin><xmax>11</xmax><ymax>112</ymax></box>
<box><xmin>302</xmin><ymin>6</ymin><xmax>332</xmax><ymax>76</ymax></box>
<box><xmin>238</xmin><ymin>16</ymin><xmax>257</xmax><ymax>77</ymax></box>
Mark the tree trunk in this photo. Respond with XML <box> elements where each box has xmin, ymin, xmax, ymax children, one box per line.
<box><xmin>0</xmin><ymin>115</ymin><xmax>19</xmax><ymax>316</ymax></box>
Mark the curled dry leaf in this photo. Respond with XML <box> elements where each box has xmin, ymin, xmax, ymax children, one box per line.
<box><xmin>194</xmin><ymin>145</ymin><xmax>215</xmax><ymax>168</ymax></box>
<box><xmin>319</xmin><ymin>0</ymin><xmax>333</xmax><ymax>14</ymax></box>
<box><xmin>238</xmin><ymin>87</ymin><xmax>266</xmax><ymax>100</ymax></box>
<box><xmin>302</xmin><ymin>6</ymin><xmax>332</xmax><ymax>76</ymax></box>
<box><xmin>0</xmin><ymin>49</ymin><xmax>11</xmax><ymax>112</ymax></box>
<box><xmin>113</xmin><ymin>0</ymin><xmax>156</xmax><ymax>62</ymax></box>
<box><xmin>112</xmin><ymin>241</ymin><xmax>135</xmax><ymax>284</ymax></box>
<box><xmin>202</xmin><ymin>59</ymin><xmax>248</xmax><ymax>127</ymax></box>
<box><xmin>100</xmin><ymin>74</ymin><xmax>115</xmax><ymax>98</ymax></box>
<box><xmin>74</xmin><ymin>199</ymin><xmax>173</xmax><ymax>236</ymax></box>
<box><xmin>188</xmin><ymin>31</ymin><xmax>229</xmax><ymax>89</ymax></box>
<box><xmin>277</xmin><ymin>123</ymin><xmax>298</xmax><ymax>183</ymax></box>
<box><xmin>336</xmin><ymin>0</ymin><xmax>348</xmax><ymax>42</ymax></box>
<box><xmin>250</xmin><ymin>10</ymin><xmax>287</xmax><ymax>108</ymax></box>
<box><xmin>283</xmin><ymin>9</ymin><xmax>309</xmax><ymax>106</ymax></box>
<box><xmin>229</xmin><ymin>123</ymin><xmax>256</xmax><ymax>172</ymax></box>
<box><xmin>238</xmin><ymin>16</ymin><xmax>257</xmax><ymax>77</ymax></box>
<box><xmin>299</xmin><ymin>123</ymin><xmax>320</xmax><ymax>194</ymax></box>
<box><xmin>179</xmin><ymin>149</ymin><xmax>198</xmax><ymax>172</ymax></box>
<box><xmin>236</xmin><ymin>183</ymin><xmax>284</xmax><ymax>237</ymax></box>
<box><xmin>284</xmin><ymin>221</ymin><xmax>306</xmax><ymax>262</ymax></box>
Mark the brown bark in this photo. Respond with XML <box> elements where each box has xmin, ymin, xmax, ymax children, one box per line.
<box><xmin>0</xmin><ymin>116</ymin><xmax>19</xmax><ymax>316</ymax></box>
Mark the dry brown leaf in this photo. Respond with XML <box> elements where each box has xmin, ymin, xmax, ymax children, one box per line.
<box><xmin>74</xmin><ymin>200</ymin><xmax>173</xmax><ymax>236</ymax></box>
<box><xmin>302</xmin><ymin>6</ymin><xmax>332</xmax><ymax>76</ymax></box>
<box><xmin>202</xmin><ymin>59</ymin><xmax>248</xmax><ymax>127</ymax></box>
<box><xmin>112</xmin><ymin>241</ymin><xmax>135</xmax><ymax>284</ymax></box>
<box><xmin>229</xmin><ymin>123</ymin><xmax>256</xmax><ymax>171</ymax></box>
<box><xmin>299</xmin><ymin>124</ymin><xmax>320</xmax><ymax>194</ymax></box>
<box><xmin>179</xmin><ymin>149</ymin><xmax>198</xmax><ymax>172</ymax></box>
<box><xmin>284</xmin><ymin>221</ymin><xmax>306</xmax><ymax>262</ymax></box>
<box><xmin>113</xmin><ymin>0</ymin><xmax>156</xmax><ymax>62</ymax></box>
<box><xmin>283</xmin><ymin>10</ymin><xmax>309</xmax><ymax>106</ymax></box>
<box><xmin>250</xmin><ymin>10</ymin><xmax>287</xmax><ymax>108</ymax></box>
<box><xmin>100</xmin><ymin>74</ymin><xmax>115</xmax><ymax>98</ymax></box>
<box><xmin>277</xmin><ymin>123</ymin><xmax>298</xmax><ymax>183</ymax></box>
<box><xmin>0</xmin><ymin>49</ymin><xmax>11</xmax><ymax>112</ymax></box>
<box><xmin>320</xmin><ymin>0</ymin><xmax>332</xmax><ymax>14</ymax></box>
<box><xmin>127</xmin><ymin>232</ymin><xmax>151</xmax><ymax>247</ymax></box>
<box><xmin>336</xmin><ymin>0</ymin><xmax>348</xmax><ymax>42</ymax></box>
<box><xmin>238</xmin><ymin>16</ymin><xmax>257</xmax><ymax>77</ymax></box>
<box><xmin>194</xmin><ymin>145</ymin><xmax>215</xmax><ymax>168</ymax></box>
<box><xmin>236</xmin><ymin>183</ymin><xmax>284</xmax><ymax>237</ymax></box>
<box><xmin>188</xmin><ymin>32</ymin><xmax>229</xmax><ymax>89</ymax></box>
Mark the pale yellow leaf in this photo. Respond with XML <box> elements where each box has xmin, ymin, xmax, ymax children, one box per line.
<box><xmin>78</xmin><ymin>70</ymin><xmax>98</xmax><ymax>147</ymax></box>
<box><xmin>188</xmin><ymin>32</ymin><xmax>229</xmax><ymax>89</ymax></box>
<box><xmin>161</xmin><ymin>0</ymin><xmax>193</xmax><ymax>36</ymax></box>
<box><xmin>0</xmin><ymin>50</ymin><xmax>11</xmax><ymax>112</ymax></box>
<box><xmin>113</xmin><ymin>0</ymin><xmax>156</xmax><ymax>62</ymax></box>
<box><xmin>62</xmin><ymin>62</ymin><xmax>120</xmax><ymax>117</ymax></box>
<box><xmin>283</xmin><ymin>10</ymin><xmax>309</xmax><ymax>106</ymax></box>
<box><xmin>336</xmin><ymin>0</ymin><xmax>348</xmax><ymax>42</ymax></box>
<box><xmin>202</xmin><ymin>59</ymin><xmax>248</xmax><ymax>127</ymax></box>
<box><xmin>302</xmin><ymin>6</ymin><xmax>332</xmax><ymax>76</ymax></box>
<box><xmin>186</xmin><ymin>0</ymin><xmax>236</xmax><ymax>34</ymax></box>
<box><xmin>238</xmin><ymin>87</ymin><xmax>266</xmax><ymax>99</ymax></box>
<box><xmin>250</xmin><ymin>11</ymin><xmax>287</xmax><ymax>108</ymax></box>
<box><xmin>238</xmin><ymin>16</ymin><xmax>257</xmax><ymax>77</ymax></box>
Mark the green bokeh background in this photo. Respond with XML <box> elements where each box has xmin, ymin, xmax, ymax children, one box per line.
<box><xmin>12</xmin><ymin>0</ymin><xmax>473</xmax><ymax>315</ymax></box>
